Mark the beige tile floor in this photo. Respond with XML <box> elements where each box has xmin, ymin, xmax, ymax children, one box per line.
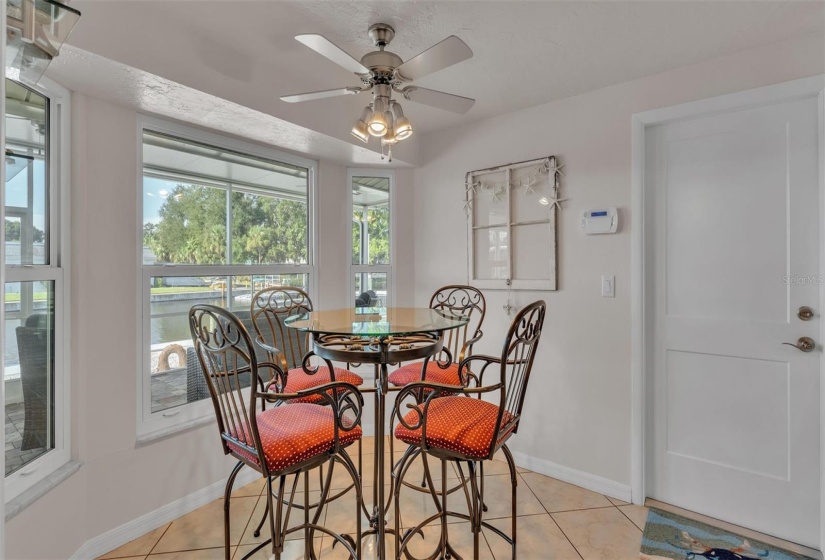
<box><xmin>97</xmin><ymin>437</ymin><xmax>649</xmax><ymax>560</ymax></box>
<box><xmin>96</xmin><ymin>436</ymin><xmax>820</xmax><ymax>560</ymax></box>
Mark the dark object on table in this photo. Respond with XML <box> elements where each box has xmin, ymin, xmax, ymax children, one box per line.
<box><xmin>15</xmin><ymin>314</ymin><xmax>54</xmax><ymax>451</ymax></box>
<box><xmin>354</xmin><ymin>290</ymin><xmax>377</xmax><ymax>307</ymax></box>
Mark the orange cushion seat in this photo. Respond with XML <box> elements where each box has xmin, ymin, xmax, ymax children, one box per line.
<box><xmin>227</xmin><ymin>403</ymin><xmax>361</xmax><ymax>472</ymax></box>
<box><xmin>282</xmin><ymin>366</ymin><xmax>364</xmax><ymax>404</ymax></box>
<box><xmin>394</xmin><ymin>397</ymin><xmax>515</xmax><ymax>460</ymax></box>
<box><xmin>388</xmin><ymin>361</ymin><xmax>463</xmax><ymax>388</ymax></box>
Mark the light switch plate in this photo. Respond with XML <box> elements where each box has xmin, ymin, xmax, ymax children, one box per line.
<box><xmin>602</xmin><ymin>275</ymin><xmax>615</xmax><ymax>298</ymax></box>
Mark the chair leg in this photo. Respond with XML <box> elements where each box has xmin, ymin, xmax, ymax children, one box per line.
<box><xmin>252</xmin><ymin>494</ymin><xmax>269</xmax><ymax>538</ymax></box>
<box><xmin>467</xmin><ymin>461</ymin><xmax>482</xmax><ymax>560</ymax></box>
<box><xmin>224</xmin><ymin>461</ymin><xmax>244</xmax><ymax>560</ymax></box>
<box><xmin>304</xmin><ymin>470</ymin><xmax>311</xmax><ymax>558</ymax></box>
<box><xmin>441</xmin><ymin>459</ymin><xmax>450</xmax><ymax>557</ymax></box>
<box><xmin>269</xmin><ymin>475</ymin><xmax>287</xmax><ymax>559</ymax></box>
<box><xmin>393</xmin><ymin>445</ymin><xmax>419</xmax><ymax>559</ymax></box>
<box><xmin>336</xmin><ymin>450</ymin><xmax>363</xmax><ymax>559</ymax></box>
<box><xmin>502</xmin><ymin>445</ymin><xmax>518</xmax><ymax>560</ymax></box>
<box><xmin>480</xmin><ymin>460</ymin><xmax>488</xmax><ymax>512</ymax></box>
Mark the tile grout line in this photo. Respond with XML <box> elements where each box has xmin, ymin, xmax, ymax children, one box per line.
<box><xmin>231</xmin><ymin>492</ymin><xmax>265</xmax><ymax>559</ymax></box>
<box><xmin>515</xmin><ymin>469</ymin><xmax>584</xmax><ymax>560</ymax></box>
<box><xmin>144</xmin><ymin>522</ymin><xmax>173</xmax><ymax>557</ymax></box>
<box><xmin>547</xmin><ymin>512</ymin><xmax>586</xmax><ymax>560</ymax></box>
<box><xmin>614</xmin><ymin>503</ymin><xmax>645</xmax><ymax>533</ymax></box>
<box><xmin>546</xmin><ymin>504</ymin><xmax>620</xmax><ymax>515</ymax></box>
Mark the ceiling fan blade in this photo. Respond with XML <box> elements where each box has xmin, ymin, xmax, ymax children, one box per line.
<box><xmin>395</xmin><ymin>35</ymin><xmax>472</xmax><ymax>82</ymax></box>
<box><xmin>280</xmin><ymin>87</ymin><xmax>363</xmax><ymax>103</ymax></box>
<box><xmin>295</xmin><ymin>34</ymin><xmax>370</xmax><ymax>75</ymax></box>
<box><xmin>402</xmin><ymin>87</ymin><xmax>475</xmax><ymax>114</ymax></box>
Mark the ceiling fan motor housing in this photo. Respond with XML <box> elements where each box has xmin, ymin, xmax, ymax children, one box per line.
<box><xmin>360</xmin><ymin>50</ymin><xmax>403</xmax><ymax>78</ymax></box>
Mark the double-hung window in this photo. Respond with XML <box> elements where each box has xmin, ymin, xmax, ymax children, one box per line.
<box><xmin>139</xmin><ymin>119</ymin><xmax>315</xmax><ymax>438</ymax></box>
<box><xmin>349</xmin><ymin>169</ymin><xmax>393</xmax><ymax>310</ymax></box>
<box><xmin>3</xmin><ymin>77</ymin><xmax>70</xmax><ymax>501</ymax></box>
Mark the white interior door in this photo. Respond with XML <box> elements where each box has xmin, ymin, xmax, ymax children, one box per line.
<box><xmin>647</xmin><ymin>95</ymin><xmax>821</xmax><ymax>547</ymax></box>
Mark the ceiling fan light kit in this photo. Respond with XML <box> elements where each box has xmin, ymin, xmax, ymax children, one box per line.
<box><xmin>351</xmin><ymin>106</ymin><xmax>372</xmax><ymax>143</ymax></box>
<box><xmin>5</xmin><ymin>0</ymin><xmax>81</xmax><ymax>84</ymax></box>
<box><xmin>282</xmin><ymin>22</ymin><xmax>475</xmax><ymax>159</ymax></box>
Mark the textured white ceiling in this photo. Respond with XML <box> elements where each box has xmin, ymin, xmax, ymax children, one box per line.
<box><xmin>57</xmin><ymin>0</ymin><xmax>823</xmax><ymax>162</ymax></box>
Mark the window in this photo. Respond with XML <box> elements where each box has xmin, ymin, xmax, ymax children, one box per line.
<box><xmin>139</xmin><ymin>119</ymin><xmax>315</xmax><ymax>437</ymax></box>
<box><xmin>349</xmin><ymin>170</ymin><xmax>392</xmax><ymax>309</ymax></box>
<box><xmin>4</xmin><ymin>77</ymin><xmax>70</xmax><ymax>500</ymax></box>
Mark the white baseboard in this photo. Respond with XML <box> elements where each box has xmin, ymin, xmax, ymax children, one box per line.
<box><xmin>69</xmin><ymin>467</ymin><xmax>260</xmax><ymax>560</ymax></box>
<box><xmin>510</xmin><ymin>450</ymin><xmax>632</xmax><ymax>504</ymax></box>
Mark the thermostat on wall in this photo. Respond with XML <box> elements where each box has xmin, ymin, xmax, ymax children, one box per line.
<box><xmin>582</xmin><ymin>208</ymin><xmax>618</xmax><ymax>234</ymax></box>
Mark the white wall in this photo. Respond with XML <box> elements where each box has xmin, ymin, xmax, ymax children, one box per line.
<box><xmin>412</xmin><ymin>33</ymin><xmax>825</xmax><ymax>489</ymax></box>
<box><xmin>5</xmin><ymin>92</ymin><xmax>415</xmax><ymax>558</ymax></box>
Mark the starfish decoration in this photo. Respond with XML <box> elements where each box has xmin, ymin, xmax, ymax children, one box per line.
<box><xmin>491</xmin><ymin>185</ymin><xmax>505</xmax><ymax>203</ymax></box>
<box><xmin>521</xmin><ymin>176</ymin><xmax>536</xmax><ymax>195</ymax></box>
<box><xmin>463</xmin><ymin>198</ymin><xmax>473</xmax><ymax>216</ymax></box>
<box><xmin>549</xmin><ymin>162</ymin><xmax>565</xmax><ymax>177</ymax></box>
<box><xmin>547</xmin><ymin>192</ymin><xmax>568</xmax><ymax>211</ymax></box>
<box><xmin>465</xmin><ymin>181</ymin><xmax>479</xmax><ymax>198</ymax></box>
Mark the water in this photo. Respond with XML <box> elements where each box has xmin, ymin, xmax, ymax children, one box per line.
<box><xmin>150</xmin><ymin>297</ymin><xmax>229</xmax><ymax>346</ymax></box>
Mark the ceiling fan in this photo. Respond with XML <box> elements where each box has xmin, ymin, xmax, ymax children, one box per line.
<box><xmin>281</xmin><ymin>23</ymin><xmax>475</xmax><ymax>151</ymax></box>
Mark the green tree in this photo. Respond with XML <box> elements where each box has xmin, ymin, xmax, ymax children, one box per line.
<box><xmin>351</xmin><ymin>205</ymin><xmax>390</xmax><ymax>265</ymax></box>
<box><xmin>5</xmin><ymin>219</ymin><xmax>45</xmax><ymax>243</ymax></box>
<box><xmin>148</xmin><ymin>184</ymin><xmax>226</xmax><ymax>264</ymax></box>
<box><xmin>145</xmin><ymin>184</ymin><xmax>308</xmax><ymax>266</ymax></box>
<box><xmin>367</xmin><ymin>205</ymin><xmax>390</xmax><ymax>264</ymax></box>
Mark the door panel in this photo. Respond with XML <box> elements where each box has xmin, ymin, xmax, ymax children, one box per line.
<box><xmin>648</xmin><ymin>96</ymin><xmax>820</xmax><ymax>547</ymax></box>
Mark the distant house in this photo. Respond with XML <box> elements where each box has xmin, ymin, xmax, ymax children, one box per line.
<box><xmin>142</xmin><ymin>245</ymin><xmax>157</xmax><ymax>265</ymax></box>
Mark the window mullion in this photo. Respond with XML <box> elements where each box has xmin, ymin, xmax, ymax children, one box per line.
<box><xmin>226</xmin><ymin>182</ymin><xmax>232</xmax><ymax>265</ymax></box>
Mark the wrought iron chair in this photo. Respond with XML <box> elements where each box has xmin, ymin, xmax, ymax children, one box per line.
<box><xmin>391</xmin><ymin>300</ymin><xmax>546</xmax><ymax>560</ymax></box>
<box><xmin>249</xmin><ymin>286</ymin><xmax>366</xmax><ymax>537</ymax></box>
<box><xmin>250</xmin><ymin>287</ymin><xmax>365</xmax><ymax>401</ymax></box>
<box><xmin>387</xmin><ymin>285</ymin><xmax>486</xmax><ymax>493</ymax></box>
<box><xmin>388</xmin><ymin>285</ymin><xmax>486</xmax><ymax>389</ymax></box>
<box><xmin>189</xmin><ymin>304</ymin><xmax>363</xmax><ymax>560</ymax></box>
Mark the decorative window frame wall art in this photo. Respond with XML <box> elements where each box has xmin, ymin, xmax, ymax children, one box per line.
<box><xmin>465</xmin><ymin>155</ymin><xmax>564</xmax><ymax>291</ymax></box>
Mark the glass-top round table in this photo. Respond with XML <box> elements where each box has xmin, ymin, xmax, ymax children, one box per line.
<box><xmin>284</xmin><ymin>307</ymin><xmax>469</xmax><ymax>560</ymax></box>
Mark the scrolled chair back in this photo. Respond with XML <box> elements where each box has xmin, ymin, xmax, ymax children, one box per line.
<box><xmin>429</xmin><ymin>285</ymin><xmax>486</xmax><ymax>364</ymax></box>
<box><xmin>188</xmin><ymin>304</ymin><xmax>284</xmax><ymax>467</ymax></box>
<box><xmin>498</xmin><ymin>300</ymin><xmax>546</xmax><ymax>435</ymax></box>
<box><xmin>250</xmin><ymin>286</ymin><xmax>313</xmax><ymax>371</ymax></box>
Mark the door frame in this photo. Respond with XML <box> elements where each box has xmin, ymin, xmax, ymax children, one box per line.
<box><xmin>630</xmin><ymin>74</ymin><xmax>825</xmax><ymax>549</ymax></box>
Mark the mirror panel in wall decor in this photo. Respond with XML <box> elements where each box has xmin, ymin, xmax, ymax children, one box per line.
<box><xmin>466</xmin><ymin>156</ymin><xmax>563</xmax><ymax>291</ymax></box>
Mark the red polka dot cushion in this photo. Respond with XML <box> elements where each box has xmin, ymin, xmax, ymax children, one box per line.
<box><xmin>388</xmin><ymin>361</ymin><xmax>463</xmax><ymax>388</ymax></box>
<box><xmin>279</xmin><ymin>367</ymin><xmax>364</xmax><ymax>404</ymax></box>
<box><xmin>227</xmin><ymin>403</ymin><xmax>362</xmax><ymax>472</ymax></box>
<box><xmin>394</xmin><ymin>397</ymin><xmax>516</xmax><ymax>460</ymax></box>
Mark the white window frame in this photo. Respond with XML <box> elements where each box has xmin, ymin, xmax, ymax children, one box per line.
<box><xmin>136</xmin><ymin>116</ymin><xmax>317</xmax><ymax>440</ymax></box>
<box><xmin>4</xmin><ymin>76</ymin><xmax>72</xmax><ymax>502</ymax></box>
<box><xmin>466</xmin><ymin>156</ymin><xmax>559</xmax><ymax>291</ymax></box>
<box><xmin>347</xmin><ymin>168</ymin><xmax>394</xmax><ymax>309</ymax></box>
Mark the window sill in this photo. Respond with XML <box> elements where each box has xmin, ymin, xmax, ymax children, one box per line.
<box><xmin>136</xmin><ymin>414</ymin><xmax>215</xmax><ymax>447</ymax></box>
<box><xmin>5</xmin><ymin>460</ymin><xmax>83</xmax><ymax>521</ymax></box>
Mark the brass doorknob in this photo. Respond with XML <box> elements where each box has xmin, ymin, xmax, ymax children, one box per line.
<box><xmin>798</xmin><ymin>306</ymin><xmax>815</xmax><ymax>321</ymax></box>
<box><xmin>782</xmin><ymin>337</ymin><xmax>816</xmax><ymax>352</ymax></box>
